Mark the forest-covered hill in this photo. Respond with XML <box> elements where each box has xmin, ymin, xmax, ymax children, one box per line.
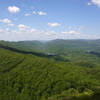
<box><xmin>0</xmin><ymin>39</ymin><xmax>100</xmax><ymax>53</ymax></box>
<box><xmin>0</xmin><ymin>39</ymin><xmax>100</xmax><ymax>100</ymax></box>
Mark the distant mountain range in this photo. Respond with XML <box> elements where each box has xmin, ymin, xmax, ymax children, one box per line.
<box><xmin>0</xmin><ymin>39</ymin><xmax>100</xmax><ymax>54</ymax></box>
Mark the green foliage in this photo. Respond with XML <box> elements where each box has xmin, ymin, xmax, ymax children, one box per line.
<box><xmin>0</xmin><ymin>39</ymin><xmax>100</xmax><ymax>100</ymax></box>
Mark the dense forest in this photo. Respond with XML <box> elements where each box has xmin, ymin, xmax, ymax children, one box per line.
<box><xmin>0</xmin><ymin>39</ymin><xmax>100</xmax><ymax>100</ymax></box>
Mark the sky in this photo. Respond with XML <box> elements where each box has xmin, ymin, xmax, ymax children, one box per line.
<box><xmin>0</xmin><ymin>0</ymin><xmax>100</xmax><ymax>41</ymax></box>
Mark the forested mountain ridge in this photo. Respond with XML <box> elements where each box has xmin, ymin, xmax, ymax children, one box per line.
<box><xmin>0</xmin><ymin>39</ymin><xmax>100</xmax><ymax>54</ymax></box>
<box><xmin>0</xmin><ymin>40</ymin><xmax>100</xmax><ymax>100</ymax></box>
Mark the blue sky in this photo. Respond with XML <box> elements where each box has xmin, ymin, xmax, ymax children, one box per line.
<box><xmin>0</xmin><ymin>0</ymin><xmax>100</xmax><ymax>41</ymax></box>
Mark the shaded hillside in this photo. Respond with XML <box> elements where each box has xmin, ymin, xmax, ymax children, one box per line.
<box><xmin>0</xmin><ymin>44</ymin><xmax>69</xmax><ymax>62</ymax></box>
<box><xmin>0</xmin><ymin>40</ymin><xmax>44</xmax><ymax>53</ymax></box>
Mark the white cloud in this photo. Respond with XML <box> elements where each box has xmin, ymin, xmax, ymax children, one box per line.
<box><xmin>25</xmin><ymin>13</ymin><xmax>31</xmax><ymax>16</ymax></box>
<box><xmin>62</xmin><ymin>26</ymin><xmax>83</xmax><ymax>35</ymax></box>
<box><xmin>38</xmin><ymin>11</ymin><xmax>47</xmax><ymax>16</ymax></box>
<box><xmin>92</xmin><ymin>0</ymin><xmax>100</xmax><ymax>7</ymax></box>
<box><xmin>8</xmin><ymin>6</ymin><xmax>20</xmax><ymax>13</ymax></box>
<box><xmin>5</xmin><ymin>28</ymin><xmax>10</xmax><ymax>32</ymax></box>
<box><xmin>0</xmin><ymin>18</ymin><xmax>11</xmax><ymax>24</ymax></box>
<box><xmin>0</xmin><ymin>26</ymin><xmax>58</xmax><ymax>41</ymax></box>
<box><xmin>25</xmin><ymin>11</ymin><xmax>46</xmax><ymax>16</ymax></box>
<box><xmin>62</xmin><ymin>30</ymin><xmax>80</xmax><ymax>35</ymax></box>
<box><xmin>0</xmin><ymin>29</ymin><xmax>3</xmax><ymax>33</ymax></box>
<box><xmin>8</xmin><ymin>23</ymin><xmax>14</xmax><ymax>27</ymax></box>
<box><xmin>30</xmin><ymin>28</ymin><xmax>37</xmax><ymax>33</ymax></box>
<box><xmin>48</xmin><ymin>23</ymin><xmax>61</xmax><ymax>27</ymax></box>
<box><xmin>18</xmin><ymin>24</ymin><xmax>30</xmax><ymax>31</ymax></box>
<box><xmin>33</xmin><ymin>11</ymin><xmax>36</xmax><ymax>15</ymax></box>
<box><xmin>89</xmin><ymin>0</ymin><xmax>100</xmax><ymax>7</ymax></box>
<box><xmin>0</xmin><ymin>18</ymin><xmax>14</xmax><ymax>27</ymax></box>
<box><xmin>1</xmin><ymin>25</ymin><xmax>100</xmax><ymax>41</ymax></box>
<box><xmin>88</xmin><ymin>2</ymin><xmax>92</xmax><ymax>6</ymax></box>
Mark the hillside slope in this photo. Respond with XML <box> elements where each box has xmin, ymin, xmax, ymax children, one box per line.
<box><xmin>0</xmin><ymin>46</ymin><xmax>100</xmax><ymax>100</ymax></box>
